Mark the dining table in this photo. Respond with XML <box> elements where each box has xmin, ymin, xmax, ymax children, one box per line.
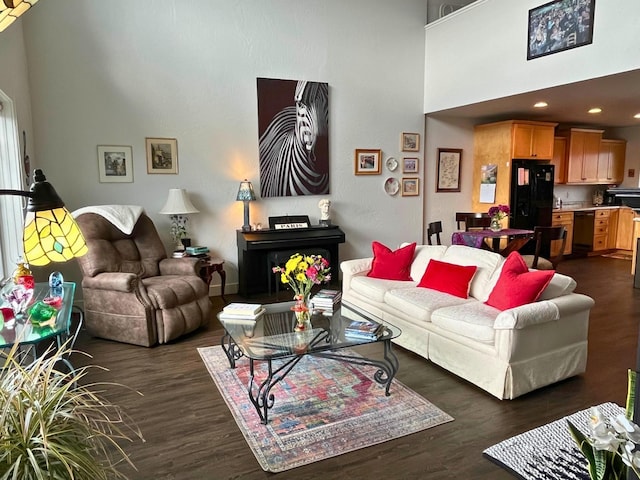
<box><xmin>451</xmin><ymin>228</ymin><xmax>535</xmax><ymax>257</ymax></box>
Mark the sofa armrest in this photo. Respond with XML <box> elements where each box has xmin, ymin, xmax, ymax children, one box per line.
<box><xmin>340</xmin><ymin>257</ymin><xmax>373</xmax><ymax>291</ymax></box>
<box><xmin>82</xmin><ymin>272</ymin><xmax>139</xmax><ymax>293</ymax></box>
<box><xmin>159</xmin><ymin>257</ymin><xmax>200</xmax><ymax>276</ymax></box>
<box><xmin>494</xmin><ymin>293</ymin><xmax>595</xmax><ymax>330</ymax></box>
<box><xmin>341</xmin><ymin>258</ymin><xmax>373</xmax><ymax>276</ymax></box>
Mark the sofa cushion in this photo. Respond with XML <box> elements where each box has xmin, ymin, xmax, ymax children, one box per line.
<box><xmin>385</xmin><ymin>287</ymin><xmax>471</xmax><ymax>324</ymax></box>
<box><xmin>538</xmin><ymin>272</ymin><xmax>577</xmax><ymax>300</ymax></box>
<box><xmin>485</xmin><ymin>252</ymin><xmax>554</xmax><ymax>311</ymax></box>
<box><xmin>417</xmin><ymin>259</ymin><xmax>477</xmax><ymax>299</ymax></box>
<box><xmin>441</xmin><ymin>245</ymin><xmax>504</xmax><ymax>301</ymax></box>
<box><xmin>367</xmin><ymin>241</ymin><xmax>416</xmax><ymax>281</ymax></box>
<box><xmin>401</xmin><ymin>243</ymin><xmax>448</xmax><ymax>282</ymax></box>
<box><xmin>350</xmin><ymin>276</ymin><xmax>417</xmax><ymax>303</ymax></box>
<box><xmin>431</xmin><ymin>302</ymin><xmax>498</xmax><ymax>344</ymax></box>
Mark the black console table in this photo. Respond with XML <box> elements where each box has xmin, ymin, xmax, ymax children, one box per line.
<box><xmin>236</xmin><ymin>225</ymin><xmax>346</xmax><ymax>297</ymax></box>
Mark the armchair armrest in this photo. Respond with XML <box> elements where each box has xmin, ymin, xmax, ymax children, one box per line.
<box><xmin>82</xmin><ymin>272</ymin><xmax>139</xmax><ymax>293</ymax></box>
<box><xmin>159</xmin><ymin>257</ymin><xmax>200</xmax><ymax>276</ymax></box>
<box><xmin>494</xmin><ymin>293</ymin><xmax>595</xmax><ymax>330</ymax></box>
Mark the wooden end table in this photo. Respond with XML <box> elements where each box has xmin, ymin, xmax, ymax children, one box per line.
<box><xmin>199</xmin><ymin>257</ymin><xmax>226</xmax><ymax>301</ymax></box>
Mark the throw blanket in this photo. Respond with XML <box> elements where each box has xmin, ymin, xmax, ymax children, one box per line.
<box><xmin>72</xmin><ymin>205</ymin><xmax>144</xmax><ymax>234</ymax></box>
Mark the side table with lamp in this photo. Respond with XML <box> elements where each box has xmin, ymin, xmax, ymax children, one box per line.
<box><xmin>159</xmin><ymin>188</ymin><xmax>200</xmax><ymax>253</ymax></box>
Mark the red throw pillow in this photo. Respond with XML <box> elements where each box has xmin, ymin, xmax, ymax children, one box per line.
<box><xmin>367</xmin><ymin>241</ymin><xmax>416</xmax><ymax>281</ymax></box>
<box><xmin>485</xmin><ymin>252</ymin><xmax>555</xmax><ymax>311</ymax></box>
<box><xmin>417</xmin><ymin>259</ymin><xmax>477</xmax><ymax>299</ymax></box>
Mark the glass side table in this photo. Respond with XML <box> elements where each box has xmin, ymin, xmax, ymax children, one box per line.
<box><xmin>1</xmin><ymin>282</ymin><xmax>82</xmax><ymax>374</ymax></box>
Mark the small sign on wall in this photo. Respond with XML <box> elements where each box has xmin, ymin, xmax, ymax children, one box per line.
<box><xmin>479</xmin><ymin>164</ymin><xmax>497</xmax><ymax>203</ymax></box>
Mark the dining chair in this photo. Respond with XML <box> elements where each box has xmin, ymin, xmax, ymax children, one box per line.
<box><xmin>427</xmin><ymin>221</ymin><xmax>443</xmax><ymax>245</ymax></box>
<box><xmin>522</xmin><ymin>226</ymin><xmax>567</xmax><ymax>270</ymax></box>
<box><xmin>464</xmin><ymin>214</ymin><xmax>492</xmax><ymax>231</ymax></box>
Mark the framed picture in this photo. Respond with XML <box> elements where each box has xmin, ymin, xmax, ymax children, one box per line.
<box><xmin>527</xmin><ymin>0</ymin><xmax>595</xmax><ymax>60</ymax></box>
<box><xmin>436</xmin><ymin>148</ymin><xmax>462</xmax><ymax>193</ymax></box>
<box><xmin>401</xmin><ymin>177</ymin><xmax>419</xmax><ymax>197</ymax></box>
<box><xmin>146</xmin><ymin>137</ymin><xmax>178</xmax><ymax>174</ymax></box>
<box><xmin>402</xmin><ymin>157</ymin><xmax>419</xmax><ymax>174</ymax></box>
<box><xmin>354</xmin><ymin>149</ymin><xmax>382</xmax><ymax>175</ymax></box>
<box><xmin>401</xmin><ymin>132</ymin><xmax>420</xmax><ymax>152</ymax></box>
<box><xmin>97</xmin><ymin>145</ymin><xmax>133</xmax><ymax>183</ymax></box>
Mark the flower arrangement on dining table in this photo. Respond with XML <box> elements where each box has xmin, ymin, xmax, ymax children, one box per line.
<box><xmin>272</xmin><ymin>253</ymin><xmax>331</xmax><ymax>330</ymax></box>
<box><xmin>488</xmin><ymin>204</ymin><xmax>510</xmax><ymax>231</ymax></box>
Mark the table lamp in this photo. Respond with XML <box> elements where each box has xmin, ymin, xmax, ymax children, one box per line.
<box><xmin>159</xmin><ymin>188</ymin><xmax>199</xmax><ymax>250</ymax></box>
<box><xmin>0</xmin><ymin>169</ymin><xmax>88</xmax><ymax>266</ymax></box>
<box><xmin>236</xmin><ymin>179</ymin><xmax>256</xmax><ymax>232</ymax></box>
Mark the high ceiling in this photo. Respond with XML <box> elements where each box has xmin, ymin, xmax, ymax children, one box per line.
<box><xmin>428</xmin><ymin>69</ymin><xmax>640</xmax><ymax>130</ymax></box>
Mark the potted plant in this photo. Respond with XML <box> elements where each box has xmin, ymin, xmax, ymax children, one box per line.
<box><xmin>0</xmin><ymin>342</ymin><xmax>144</xmax><ymax>479</ymax></box>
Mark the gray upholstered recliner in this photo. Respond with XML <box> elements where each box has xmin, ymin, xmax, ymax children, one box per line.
<box><xmin>74</xmin><ymin>210</ymin><xmax>211</xmax><ymax>347</ymax></box>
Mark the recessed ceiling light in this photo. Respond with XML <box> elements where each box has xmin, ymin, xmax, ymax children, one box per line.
<box><xmin>533</xmin><ymin>102</ymin><xmax>548</xmax><ymax>108</ymax></box>
<box><xmin>634</xmin><ymin>113</ymin><xmax>640</xmax><ymax>119</ymax></box>
<box><xmin>588</xmin><ymin>107</ymin><xmax>602</xmax><ymax>114</ymax></box>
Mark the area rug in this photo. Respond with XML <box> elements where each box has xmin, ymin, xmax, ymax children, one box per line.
<box><xmin>198</xmin><ymin>345</ymin><xmax>453</xmax><ymax>472</ymax></box>
<box><xmin>602</xmin><ymin>252</ymin><xmax>633</xmax><ymax>261</ymax></box>
<box><xmin>483</xmin><ymin>402</ymin><xmax>624</xmax><ymax>480</ymax></box>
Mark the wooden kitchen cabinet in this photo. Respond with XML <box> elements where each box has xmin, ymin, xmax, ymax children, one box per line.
<box><xmin>512</xmin><ymin>123</ymin><xmax>555</xmax><ymax>159</ymax></box>
<box><xmin>551</xmin><ymin>211</ymin><xmax>573</xmax><ymax>256</ymax></box>
<box><xmin>562</xmin><ymin>128</ymin><xmax>604</xmax><ymax>184</ymax></box>
<box><xmin>598</xmin><ymin>139</ymin><xmax>626</xmax><ymax>184</ymax></box>
<box><xmin>593</xmin><ymin>208</ymin><xmax>611</xmax><ymax>251</ymax></box>
<box><xmin>615</xmin><ymin>207</ymin><xmax>636</xmax><ymax>250</ymax></box>
<box><xmin>551</xmin><ymin>137</ymin><xmax>567</xmax><ymax>184</ymax></box>
<box><xmin>472</xmin><ymin>120</ymin><xmax>558</xmax><ymax>211</ymax></box>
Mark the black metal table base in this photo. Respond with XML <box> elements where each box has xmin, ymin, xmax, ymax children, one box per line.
<box><xmin>220</xmin><ymin>335</ymin><xmax>399</xmax><ymax>424</ymax></box>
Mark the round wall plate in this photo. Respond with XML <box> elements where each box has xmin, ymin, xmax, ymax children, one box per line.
<box><xmin>384</xmin><ymin>177</ymin><xmax>400</xmax><ymax>196</ymax></box>
<box><xmin>386</xmin><ymin>157</ymin><xmax>398</xmax><ymax>172</ymax></box>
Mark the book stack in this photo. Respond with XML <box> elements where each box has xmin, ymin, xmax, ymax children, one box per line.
<box><xmin>185</xmin><ymin>246</ymin><xmax>210</xmax><ymax>257</ymax></box>
<box><xmin>344</xmin><ymin>319</ymin><xmax>384</xmax><ymax>341</ymax></box>
<box><xmin>310</xmin><ymin>289</ymin><xmax>342</xmax><ymax>313</ymax></box>
<box><xmin>219</xmin><ymin>302</ymin><xmax>265</xmax><ymax>322</ymax></box>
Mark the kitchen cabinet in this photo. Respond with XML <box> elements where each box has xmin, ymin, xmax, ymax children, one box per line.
<box><xmin>551</xmin><ymin>137</ymin><xmax>567</xmax><ymax>184</ymax></box>
<box><xmin>573</xmin><ymin>208</ymin><xmax>613</xmax><ymax>252</ymax></box>
<box><xmin>598</xmin><ymin>139</ymin><xmax>626</xmax><ymax>184</ymax></box>
<box><xmin>593</xmin><ymin>209</ymin><xmax>611</xmax><ymax>251</ymax></box>
<box><xmin>511</xmin><ymin>123</ymin><xmax>555</xmax><ymax>159</ymax></box>
<box><xmin>562</xmin><ymin>128</ymin><xmax>604</xmax><ymax>184</ymax></box>
<box><xmin>551</xmin><ymin>211</ymin><xmax>573</xmax><ymax>256</ymax></box>
<box><xmin>615</xmin><ymin>207</ymin><xmax>636</xmax><ymax>250</ymax></box>
<box><xmin>471</xmin><ymin>120</ymin><xmax>558</xmax><ymax>211</ymax></box>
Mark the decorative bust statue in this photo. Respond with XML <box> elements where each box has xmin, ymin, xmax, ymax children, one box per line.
<box><xmin>318</xmin><ymin>198</ymin><xmax>331</xmax><ymax>225</ymax></box>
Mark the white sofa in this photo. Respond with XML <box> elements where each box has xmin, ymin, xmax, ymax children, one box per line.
<box><xmin>340</xmin><ymin>244</ymin><xmax>594</xmax><ymax>400</ymax></box>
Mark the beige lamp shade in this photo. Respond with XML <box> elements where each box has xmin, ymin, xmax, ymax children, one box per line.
<box><xmin>159</xmin><ymin>189</ymin><xmax>199</xmax><ymax>215</ymax></box>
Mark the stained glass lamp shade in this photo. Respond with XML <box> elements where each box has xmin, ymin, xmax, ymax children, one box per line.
<box><xmin>0</xmin><ymin>169</ymin><xmax>87</xmax><ymax>266</ymax></box>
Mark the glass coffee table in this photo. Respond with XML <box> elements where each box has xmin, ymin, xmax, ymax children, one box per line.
<box><xmin>219</xmin><ymin>300</ymin><xmax>401</xmax><ymax>424</ymax></box>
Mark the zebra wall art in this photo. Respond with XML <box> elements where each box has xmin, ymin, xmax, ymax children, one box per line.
<box><xmin>257</xmin><ymin>77</ymin><xmax>329</xmax><ymax>197</ymax></box>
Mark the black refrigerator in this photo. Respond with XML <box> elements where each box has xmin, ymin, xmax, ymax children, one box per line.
<box><xmin>509</xmin><ymin>160</ymin><xmax>555</xmax><ymax>253</ymax></box>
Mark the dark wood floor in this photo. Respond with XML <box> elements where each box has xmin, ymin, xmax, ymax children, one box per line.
<box><xmin>74</xmin><ymin>256</ymin><xmax>640</xmax><ymax>479</ymax></box>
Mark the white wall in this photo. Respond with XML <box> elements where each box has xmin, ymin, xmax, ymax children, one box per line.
<box><xmin>611</xmin><ymin>126</ymin><xmax>640</xmax><ymax>188</ymax></box>
<box><xmin>424</xmin><ymin>0</ymin><xmax>640</xmax><ymax>113</ymax></box>
<box><xmin>15</xmin><ymin>0</ymin><xmax>428</xmax><ymax>293</ymax></box>
<box><xmin>423</xmin><ymin>116</ymin><xmax>475</xmax><ymax>242</ymax></box>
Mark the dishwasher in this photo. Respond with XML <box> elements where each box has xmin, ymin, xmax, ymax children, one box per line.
<box><xmin>572</xmin><ymin>211</ymin><xmax>595</xmax><ymax>252</ymax></box>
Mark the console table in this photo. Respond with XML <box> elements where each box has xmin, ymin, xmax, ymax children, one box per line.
<box><xmin>236</xmin><ymin>225</ymin><xmax>346</xmax><ymax>297</ymax></box>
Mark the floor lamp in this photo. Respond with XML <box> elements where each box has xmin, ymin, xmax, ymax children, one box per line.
<box><xmin>0</xmin><ymin>169</ymin><xmax>87</xmax><ymax>266</ymax></box>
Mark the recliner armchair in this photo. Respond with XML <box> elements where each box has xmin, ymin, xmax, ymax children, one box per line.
<box><xmin>74</xmin><ymin>210</ymin><xmax>211</xmax><ymax>347</ymax></box>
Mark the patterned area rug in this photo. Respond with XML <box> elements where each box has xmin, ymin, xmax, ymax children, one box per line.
<box><xmin>198</xmin><ymin>345</ymin><xmax>453</xmax><ymax>472</ymax></box>
<box><xmin>483</xmin><ymin>402</ymin><xmax>624</xmax><ymax>480</ymax></box>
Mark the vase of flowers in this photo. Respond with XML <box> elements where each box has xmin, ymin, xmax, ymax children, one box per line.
<box><xmin>488</xmin><ymin>204</ymin><xmax>510</xmax><ymax>232</ymax></box>
<box><xmin>272</xmin><ymin>253</ymin><xmax>331</xmax><ymax>331</ymax></box>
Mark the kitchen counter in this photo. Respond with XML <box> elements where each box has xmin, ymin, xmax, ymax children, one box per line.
<box><xmin>552</xmin><ymin>206</ymin><xmax>621</xmax><ymax>212</ymax></box>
